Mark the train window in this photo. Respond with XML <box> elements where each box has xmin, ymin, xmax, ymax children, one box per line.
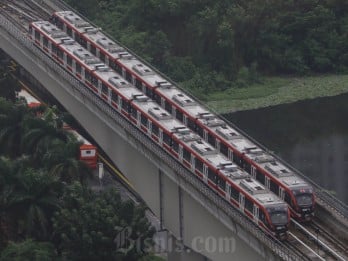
<box><xmin>80</xmin><ymin>37</ymin><xmax>87</xmax><ymax>48</ymax></box>
<box><xmin>256</xmin><ymin>171</ymin><xmax>265</xmax><ymax>185</ymax></box>
<box><xmin>187</xmin><ymin>118</ymin><xmax>195</xmax><ymax>130</ymax></box>
<box><xmin>67</xmin><ymin>27</ymin><xmax>72</xmax><ymax>36</ymax></box>
<box><xmin>234</xmin><ymin>153</ymin><xmax>242</xmax><ymax>166</ymax></box>
<box><xmin>270</xmin><ymin>180</ymin><xmax>279</xmax><ymax>194</ymax></box>
<box><xmin>217</xmin><ymin>176</ymin><xmax>226</xmax><ymax>190</ymax></box>
<box><xmin>135</xmin><ymin>79</ymin><xmax>142</xmax><ymax>90</ymax></box>
<box><xmin>141</xmin><ymin>114</ymin><xmax>148</xmax><ymax>126</ymax></box>
<box><xmin>76</xmin><ymin>62</ymin><xmax>82</xmax><ymax>75</ymax></box>
<box><xmin>57</xmin><ymin>48</ymin><xmax>64</xmax><ymax>60</ymax></box>
<box><xmin>244</xmin><ymin>163</ymin><xmax>251</xmax><ymax>174</ymax></box>
<box><xmin>55</xmin><ymin>19</ymin><xmax>63</xmax><ymax>29</ymax></box>
<box><xmin>67</xmin><ymin>55</ymin><xmax>73</xmax><ymax>67</ymax></box>
<box><xmin>165</xmin><ymin>101</ymin><xmax>172</xmax><ymax>114</ymax></box>
<box><xmin>121</xmin><ymin>99</ymin><xmax>129</xmax><ymax>112</ymax></box>
<box><xmin>125</xmin><ymin>72</ymin><xmax>132</xmax><ymax>82</ymax></box>
<box><xmin>183</xmin><ymin>148</ymin><xmax>191</xmax><ymax>162</ymax></box>
<box><xmin>111</xmin><ymin>92</ymin><xmax>118</xmax><ymax>103</ymax></box>
<box><xmin>284</xmin><ymin>192</ymin><xmax>292</xmax><ymax>206</ymax></box>
<box><xmin>100</xmin><ymin>52</ymin><xmax>105</xmax><ymax>62</ymax></box>
<box><xmin>245</xmin><ymin>197</ymin><xmax>253</xmax><ymax>213</ymax></box>
<box><xmin>102</xmin><ymin>83</ymin><xmax>108</xmax><ymax>94</ymax></box>
<box><xmin>35</xmin><ymin>30</ymin><xmax>40</xmax><ymax>41</ymax></box>
<box><xmin>208</xmin><ymin>133</ymin><xmax>215</xmax><ymax>147</ymax></box>
<box><xmin>131</xmin><ymin>107</ymin><xmax>137</xmax><ymax>119</ymax></box>
<box><xmin>43</xmin><ymin>37</ymin><xmax>48</xmax><ymax>48</ymax></box>
<box><xmin>230</xmin><ymin>186</ymin><xmax>239</xmax><ymax>201</ymax></box>
<box><xmin>259</xmin><ymin>210</ymin><xmax>266</xmax><ymax>224</ymax></box>
<box><xmin>146</xmin><ymin>88</ymin><xmax>153</xmax><ymax>98</ymax></box>
<box><xmin>153</xmin><ymin>93</ymin><xmax>161</xmax><ymax>104</ymax></box>
<box><xmin>220</xmin><ymin>143</ymin><xmax>228</xmax><ymax>157</ymax></box>
<box><xmin>51</xmin><ymin>45</ymin><xmax>57</xmax><ymax>56</ymax></box>
<box><xmin>195</xmin><ymin>158</ymin><xmax>203</xmax><ymax>173</ymax></box>
<box><xmin>152</xmin><ymin>124</ymin><xmax>159</xmax><ymax>137</ymax></box>
<box><xmin>208</xmin><ymin>168</ymin><xmax>216</xmax><ymax>183</ymax></box>
<box><xmin>74</xmin><ymin>33</ymin><xmax>80</xmax><ymax>43</ymax></box>
<box><xmin>85</xmin><ymin>71</ymin><xmax>92</xmax><ymax>83</ymax></box>
<box><xmin>90</xmin><ymin>45</ymin><xmax>96</xmax><ymax>55</ymax></box>
<box><xmin>176</xmin><ymin>110</ymin><xmax>183</xmax><ymax>122</ymax></box>
<box><xmin>172</xmin><ymin>140</ymin><xmax>179</xmax><ymax>153</ymax></box>
<box><xmin>163</xmin><ymin>132</ymin><xmax>171</xmax><ymax>146</ymax></box>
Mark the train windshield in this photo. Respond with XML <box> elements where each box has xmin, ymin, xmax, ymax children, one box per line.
<box><xmin>295</xmin><ymin>194</ymin><xmax>312</xmax><ymax>206</ymax></box>
<box><xmin>269</xmin><ymin>211</ymin><xmax>288</xmax><ymax>224</ymax></box>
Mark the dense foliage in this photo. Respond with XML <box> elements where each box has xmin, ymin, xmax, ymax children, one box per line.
<box><xmin>65</xmin><ymin>0</ymin><xmax>348</xmax><ymax>97</ymax></box>
<box><xmin>0</xmin><ymin>62</ymin><xmax>156</xmax><ymax>260</ymax></box>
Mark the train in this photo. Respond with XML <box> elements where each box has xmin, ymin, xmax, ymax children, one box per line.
<box><xmin>18</xmin><ymin>88</ymin><xmax>98</xmax><ymax>169</ymax></box>
<box><xmin>50</xmin><ymin>11</ymin><xmax>315</xmax><ymax>221</ymax></box>
<box><xmin>29</xmin><ymin>20</ymin><xmax>290</xmax><ymax>239</ymax></box>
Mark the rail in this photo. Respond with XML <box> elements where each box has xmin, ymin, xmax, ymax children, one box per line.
<box><xmin>0</xmin><ymin>13</ymin><xmax>304</xmax><ymax>260</ymax></box>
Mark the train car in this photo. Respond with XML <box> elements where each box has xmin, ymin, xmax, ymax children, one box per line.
<box><xmin>50</xmin><ymin>11</ymin><xmax>314</xmax><ymax>221</ymax></box>
<box><xmin>18</xmin><ymin>88</ymin><xmax>98</xmax><ymax>169</ymax></box>
<box><xmin>29</xmin><ymin>20</ymin><xmax>290</xmax><ymax>238</ymax></box>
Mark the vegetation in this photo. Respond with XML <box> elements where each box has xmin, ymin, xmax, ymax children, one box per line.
<box><xmin>64</xmin><ymin>0</ymin><xmax>348</xmax><ymax>112</ymax></box>
<box><xmin>0</xmin><ymin>64</ymin><xmax>156</xmax><ymax>259</ymax></box>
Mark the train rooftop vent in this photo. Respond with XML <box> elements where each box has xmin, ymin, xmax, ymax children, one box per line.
<box><xmin>132</xmin><ymin>94</ymin><xmax>148</xmax><ymax>102</ymax></box>
<box><xmin>64</xmin><ymin>12</ymin><xmax>83</xmax><ymax>24</ymax></box>
<box><xmin>51</xmin><ymin>31</ymin><xmax>67</xmax><ymax>39</ymax></box>
<box><xmin>85</xmin><ymin>27</ymin><xmax>100</xmax><ymax>34</ymax></box>
<box><xmin>95</xmin><ymin>65</ymin><xmax>109</xmax><ymax>72</ymax></box>
<box><xmin>191</xmin><ymin>140</ymin><xmax>216</xmax><ymax>156</ymax></box>
<box><xmin>218</xmin><ymin>162</ymin><xmax>237</xmax><ymax>172</ymax></box>
<box><xmin>75</xmin><ymin>20</ymin><xmax>90</xmax><ymax>28</ymax></box>
<box><xmin>73</xmin><ymin>48</ymin><xmax>91</xmax><ymax>60</ymax></box>
<box><xmin>172</xmin><ymin>93</ymin><xmax>196</xmax><ymax>107</ymax></box>
<box><xmin>156</xmin><ymin>81</ymin><xmax>172</xmax><ymax>88</ymax></box>
<box><xmin>132</xmin><ymin>64</ymin><xmax>154</xmax><ymax>76</ymax></box>
<box><xmin>109</xmin><ymin>46</ymin><xmax>124</xmax><ymax>53</ymax></box>
<box><xmin>265</xmin><ymin>162</ymin><xmax>293</xmax><ymax>178</ymax></box>
<box><xmin>96</xmin><ymin>37</ymin><xmax>117</xmax><ymax>49</ymax></box>
<box><xmin>84</xmin><ymin>57</ymin><xmax>100</xmax><ymax>65</ymax></box>
<box><xmin>256</xmin><ymin>195</ymin><xmax>276</xmax><ymax>204</ymax></box>
<box><xmin>108</xmin><ymin>76</ymin><xmax>130</xmax><ymax>88</ymax></box>
<box><xmin>240</xmin><ymin>178</ymin><xmax>267</xmax><ymax>195</ymax></box>
<box><xmin>253</xmin><ymin>153</ymin><xmax>274</xmax><ymax>163</ymax></box>
<box><xmin>118</xmin><ymin>52</ymin><xmax>133</xmax><ymax>60</ymax></box>
<box><xmin>61</xmin><ymin>38</ymin><xmax>75</xmax><ymax>45</ymax></box>
<box><xmin>180</xmin><ymin>132</ymin><xmax>201</xmax><ymax>142</ymax></box>
<box><xmin>244</xmin><ymin>146</ymin><xmax>263</xmax><ymax>155</ymax></box>
<box><xmin>148</xmin><ymin>107</ymin><xmax>172</xmax><ymax>121</ymax></box>
<box><xmin>225</xmin><ymin>169</ymin><xmax>249</xmax><ymax>180</ymax></box>
<box><xmin>198</xmin><ymin>112</ymin><xmax>215</xmax><ymax>120</ymax></box>
<box><xmin>172</xmin><ymin>126</ymin><xmax>191</xmax><ymax>134</ymax></box>
<box><xmin>204</xmin><ymin>118</ymin><xmax>225</xmax><ymax>127</ymax></box>
<box><xmin>216</xmin><ymin>125</ymin><xmax>241</xmax><ymax>140</ymax></box>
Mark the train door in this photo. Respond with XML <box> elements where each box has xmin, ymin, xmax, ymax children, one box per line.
<box><xmin>160</xmin><ymin>97</ymin><xmax>165</xmax><ymax>109</ymax></box>
<box><xmin>228</xmin><ymin>149</ymin><xmax>233</xmax><ymax>161</ymax></box>
<box><xmin>225</xmin><ymin>183</ymin><xmax>231</xmax><ymax>201</ymax></box>
<box><xmin>72</xmin><ymin>60</ymin><xmax>76</xmax><ymax>74</ymax></box>
<box><xmin>253</xmin><ymin>205</ymin><xmax>259</xmax><ymax>223</ymax></box>
<box><xmin>48</xmin><ymin>41</ymin><xmax>52</xmax><ymax>56</ymax></box>
<box><xmin>147</xmin><ymin>120</ymin><xmax>152</xmax><ymax>136</ymax></box>
<box><xmin>136</xmin><ymin>111</ymin><xmax>141</xmax><ymax>128</ymax></box>
<box><xmin>183</xmin><ymin>115</ymin><xmax>188</xmax><ymax>126</ymax></box>
<box><xmin>63</xmin><ymin>53</ymin><xmax>67</xmax><ymax>67</ymax></box>
<box><xmin>107</xmin><ymin>88</ymin><xmax>112</xmax><ymax>104</ymax></box>
<box><xmin>105</xmin><ymin>56</ymin><xmax>109</xmax><ymax>66</ymax></box>
<box><xmin>97</xmin><ymin>80</ymin><xmax>102</xmax><ymax>96</ymax></box>
<box><xmin>265</xmin><ymin>176</ymin><xmax>270</xmax><ymax>190</ymax></box>
<box><xmin>81</xmin><ymin>67</ymin><xmax>85</xmax><ymax>81</ymax></box>
<box><xmin>190</xmin><ymin>156</ymin><xmax>195</xmax><ymax>172</ymax></box>
<box><xmin>87</xmin><ymin>42</ymin><xmax>91</xmax><ymax>52</ymax></box>
<box><xmin>216</xmin><ymin>140</ymin><xmax>220</xmax><ymax>151</ymax></box>
<box><xmin>178</xmin><ymin>145</ymin><xmax>183</xmax><ymax>162</ymax></box>
<box><xmin>122</xmin><ymin>68</ymin><xmax>126</xmax><ymax>79</ymax></box>
<box><xmin>279</xmin><ymin>187</ymin><xmax>285</xmax><ymax>200</ymax></box>
<box><xmin>96</xmin><ymin>48</ymin><xmax>100</xmax><ymax>58</ymax></box>
<box><xmin>251</xmin><ymin>166</ymin><xmax>256</xmax><ymax>179</ymax></box>
<box><xmin>203</xmin><ymin>164</ymin><xmax>208</xmax><ymax>183</ymax></box>
<box><xmin>159</xmin><ymin>129</ymin><xmax>163</xmax><ymax>145</ymax></box>
<box><xmin>117</xmin><ymin>96</ymin><xmax>122</xmax><ymax>112</ymax></box>
<box><xmin>172</xmin><ymin>107</ymin><xmax>176</xmax><ymax>118</ymax></box>
<box><xmin>239</xmin><ymin>194</ymin><xmax>245</xmax><ymax>212</ymax></box>
<box><xmin>132</xmin><ymin>76</ymin><xmax>136</xmax><ymax>86</ymax></box>
<box><xmin>63</xmin><ymin>23</ymin><xmax>67</xmax><ymax>33</ymax></box>
<box><xmin>203</xmin><ymin>130</ymin><xmax>208</xmax><ymax>142</ymax></box>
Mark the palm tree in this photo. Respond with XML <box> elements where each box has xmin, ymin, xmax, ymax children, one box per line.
<box><xmin>6</xmin><ymin>167</ymin><xmax>62</xmax><ymax>240</ymax></box>
<box><xmin>44</xmin><ymin>140</ymin><xmax>93</xmax><ymax>184</ymax></box>
<box><xmin>0</xmin><ymin>103</ymin><xmax>30</xmax><ymax>158</ymax></box>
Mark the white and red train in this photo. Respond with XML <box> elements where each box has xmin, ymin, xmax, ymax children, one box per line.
<box><xmin>18</xmin><ymin>88</ymin><xmax>98</xmax><ymax>169</ymax></box>
<box><xmin>50</xmin><ymin>11</ymin><xmax>314</xmax><ymax>221</ymax></box>
<box><xmin>29</xmin><ymin>20</ymin><xmax>290</xmax><ymax>239</ymax></box>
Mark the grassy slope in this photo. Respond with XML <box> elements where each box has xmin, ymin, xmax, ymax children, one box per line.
<box><xmin>197</xmin><ymin>74</ymin><xmax>348</xmax><ymax>113</ymax></box>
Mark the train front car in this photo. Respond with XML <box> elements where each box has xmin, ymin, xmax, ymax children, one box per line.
<box><xmin>289</xmin><ymin>184</ymin><xmax>315</xmax><ymax>221</ymax></box>
<box><xmin>264</xmin><ymin>202</ymin><xmax>289</xmax><ymax>240</ymax></box>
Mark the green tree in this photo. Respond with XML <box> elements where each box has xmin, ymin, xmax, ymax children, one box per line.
<box><xmin>0</xmin><ymin>239</ymin><xmax>57</xmax><ymax>261</ymax></box>
<box><xmin>52</xmin><ymin>183</ymin><xmax>155</xmax><ymax>260</ymax></box>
